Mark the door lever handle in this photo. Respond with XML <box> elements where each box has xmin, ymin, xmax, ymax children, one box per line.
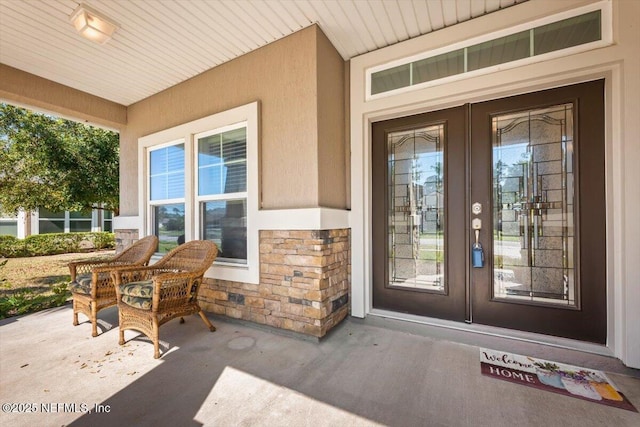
<box><xmin>471</xmin><ymin>218</ymin><xmax>484</xmax><ymax>268</ymax></box>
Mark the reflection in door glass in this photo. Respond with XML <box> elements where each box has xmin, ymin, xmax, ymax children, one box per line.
<box><xmin>388</xmin><ymin>125</ymin><xmax>444</xmax><ymax>291</ymax></box>
<box><xmin>492</xmin><ymin>104</ymin><xmax>576</xmax><ymax>307</ymax></box>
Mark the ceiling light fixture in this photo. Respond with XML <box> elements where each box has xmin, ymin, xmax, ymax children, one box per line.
<box><xmin>70</xmin><ymin>3</ymin><xmax>119</xmax><ymax>44</ymax></box>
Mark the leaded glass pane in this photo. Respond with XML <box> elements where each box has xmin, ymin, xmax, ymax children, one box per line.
<box><xmin>387</xmin><ymin>125</ymin><xmax>445</xmax><ymax>291</ymax></box>
<box><xmin>492</xmin><ymin>103</ymin><xmax>576</xmax><ymax>307</ymax></box>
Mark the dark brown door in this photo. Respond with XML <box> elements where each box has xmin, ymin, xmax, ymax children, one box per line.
<box><xmin>372</xmin><ymin>80</ymin><xmax>607</xmax><ymax>343</ymax></box>
<box><xmin>372</xmin><ymin>106</ymin><xmax>468</xmax><ymax>321</ymax></box>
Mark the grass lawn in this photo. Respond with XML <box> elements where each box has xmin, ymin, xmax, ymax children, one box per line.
<box><xmin>0</xmin><ymin>250</ymin><xmax>114</xmax><ymax>319</ymax></box>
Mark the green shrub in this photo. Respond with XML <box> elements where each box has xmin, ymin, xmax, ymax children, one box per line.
<box><xmin>0</xmin><ymin>235</ymin><xmax>28</xmax><ymax>257</ymax></box>
<box><xmin>91</xmin><ymin>232</ymin><xmax>116</xmax><ymax>250</ymax></box>
<box><xmin>0</xmin><ymin>232</ymin><xmax>115</xmax><ymax>257</ymax></box>
<box><xmin>0</xmin><ymin>282</ymin><xmax>70</xmax><ymax>319</ymax></box>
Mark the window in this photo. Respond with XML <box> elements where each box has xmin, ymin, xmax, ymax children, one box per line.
<box><xmin>0</xmin><ymin>219</ymin><xmax>18</xmax><ymax>236</ymax></box>
<box><xmin>139</xmin><ymin>102</ymin><xmax>259</xmax><ymax>283</ymax></box>
<box><xmin>196</xmin><ymin>126</ymin><xmax>247</xmax><ymax>263</ymax></box>
<box><xmin>148</xmin><ymin>142</ymin><xmax>185</xmax><ymax>253</ymax></box>
<box><xmin>69</xmin><ymin>211</ymin><xmax>92</xmax><ymax>232</ymax></box>
<box><xmin>38</xmin><ymin>208</ymin><xmax>65</xmax><ymax>234</ymax></box>
<box><xmin>102</xmin><ymin>210</ymin><xmax>113</xmax><ymax>232</ymax></box>
<box><xmin>368</xmin><ymin>4</ymin><xmax>608</xmax><ymax>98</ymax></box>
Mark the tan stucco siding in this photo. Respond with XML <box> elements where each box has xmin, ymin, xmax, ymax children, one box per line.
<box><xmin>316</xmin><ymin>28</ymin><xmax>347</xmax><ymax>209</ymax></box>
<box><xmin>121</xmin><ymin>25</ymin><xmax>331</xmax><ymax>215</ymax></box>
<box><xmin>0</xmin><ymin>64</ymin><xmax>127</xmax><ymax>130</ymax></box>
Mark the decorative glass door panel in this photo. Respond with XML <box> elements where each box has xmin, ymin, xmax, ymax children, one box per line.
<box><xmin>492</xmin><ymin>104</ymin><xmax>577</xmax><ymax>307</ymax></box>
<box><xmin>387</xmin><ymin>125</ymin><xmax>445</xmax><ymax>292</ymax></box>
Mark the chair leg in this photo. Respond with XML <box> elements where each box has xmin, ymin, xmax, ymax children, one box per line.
<box><xmin>118</xmin><ymin>310</ymin><xmax>125</xmax><ymax>346</ymax></box>
<box><xmin>153</xmin><ymin>318</ymin><xmax>160</xmax><ymax>359</ymax></box>
<box><xmin>72</xmin><ymin>299</ymin><xmax>79</xmax><ymax>326</ymax></box>
<box><xmin>90</xmin><ymin>302</ymin><xmax>98</xmax><ymax>337</ymax></box>
<box><xmin>198</xmin><ymin>310</ymin><xmax>216</xmax><ymax>332</ymax></box>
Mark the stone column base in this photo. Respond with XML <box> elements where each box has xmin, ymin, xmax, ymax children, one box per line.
<box><xmin>199</xmin><ymin>228</ymin><xmax>350</xmax><ymax>338</ymax></box>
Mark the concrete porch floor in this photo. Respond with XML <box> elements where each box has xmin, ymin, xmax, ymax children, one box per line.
<box><xmin>1</xmin><ymin>306</ymin><xmax>639</xmax><ymax>427</ymax></box>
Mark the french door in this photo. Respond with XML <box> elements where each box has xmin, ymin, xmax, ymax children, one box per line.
<box><xmin>371</xmin><ymin>80</ymin><xmax>606</xmax><ymax>343</ymax></box>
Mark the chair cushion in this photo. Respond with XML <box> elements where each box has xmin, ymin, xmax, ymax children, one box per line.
<box><xmin>69</xmin><ymin>274</ymin><xmax>92</xmax><ymax>295</ymax></box>
<box><xmin>119</xmin><ymin>280</ymin><xmax>154</xmax><ymax>297</ymax></box>
<box><xmin>119</xmin><ymin>280</ymin><xmax>154</xmax><ymax>310</ymax></box>
<box><xmin>120</xmin><ymin>295</ymin><xmax>152</xmax><ymax>310</ymax></box>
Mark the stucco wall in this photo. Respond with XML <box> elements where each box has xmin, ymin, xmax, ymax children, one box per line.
<box><xmin>0</xmin><ymin>64</ymin><xmax>126</xmax><ymax>130</ymax></box>
<box><xmin>120</xmin><ymin>25</ymin><xmax>347</xmax><ymax>216</ymax></box>
<box><xmin>316</xmin><ymin>28</ymin><xmax>347</xmax><ymax>209</ymax></box>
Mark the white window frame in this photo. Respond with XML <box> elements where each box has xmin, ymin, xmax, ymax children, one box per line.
<box><xmin>138</xmin><ymin>102</ymin><xmax>260</xmax><ymax>284</ymax></box>
<box><xmin>194</xmin><ymin>123</ymin><xmax>249</xmax><ymax>266</ymax></box>
<box><xmin>147</xmin><ymin>139</ymin><xmax>186</xmax><ymax>254</ymax></box>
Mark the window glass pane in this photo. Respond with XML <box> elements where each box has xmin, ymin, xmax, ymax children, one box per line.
<box><xmin>387</xmin><ymin>125</ymin><xmax>445</xmax><ymax>292</ymax></box>
<box><xmin>198</xmin><ymin>128</ymin><xmax>247</xmax><ymax>196</ymax></box>
<box><xmin>371</xmin><ymin>63</ymin><xmax>411</xmax><ymax>95</ymax></box>
<box><xmin>150</xmin><ymin>144</ymin><xmax>184</xmax><ymax>201</ymax></box>
<box><xmin>492</xmin><ymin>104</ymin><xmax>576</xmax><ymax>307</ymax></box>
<box><xmin>0</xmin><ymin>221</ymin><xmax>18</xmax><ymax>236</ymax></box>
<box><xmin>154</xmin><ymin>203</ymin><xmax>185</xmax><ymax>253</ymax></box>
<box><xmin>202</xmin><ymin>199</ymin><xmax>247</xmax><ymax>263</ymax></box>
<box><xmin>69</xmin><ymin>221</ymin><xmax>91</xmax><ymax>232</ymax></box>
<box><xmin>103</xmin><ymin>221</ymin><xmax>112</xmax><ymax>232</ymax></box>
<box><xmin>39</xmin><ymin>220</ymin><xmax>64</xmax><ymax>234</ymax></box>
<box><xmin>467</xmin><ymin>30</ymin><xmax>530</xmax><ymax>71</ymax></box>
<box><xmin>534</xmin><ymin>10</ymin><xmax>601</xmax><ymax>55</ymax></box>
<box><xmin>104</xmin><ymin>211</ymin><xmax>112</xmax><ymax>220</ymax></box>
<box><xmin>39</xmin><ymin>208</ymin><xmax>65</xmax><ymax>219</ymax></box>
<box><xmin>69</xmin><ymin>211</ymin><xmax>92</xmax><ymax>219</ymax></box>
<box><xmin>413</xmin><ymin>49</ymin><xmax>464</xmax><ymax>85</ymax></box>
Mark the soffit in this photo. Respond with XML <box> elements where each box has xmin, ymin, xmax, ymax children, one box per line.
<box><xmin>0</xmin><ymin>0</ymin><xmax>526</xmax><ymax>106</ymax></box>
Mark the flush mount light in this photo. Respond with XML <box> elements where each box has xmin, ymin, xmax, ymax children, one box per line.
<box><xmin>70</xmin><ymin>3</ymin><xmax>119</xmax><ymax>44</ymax></box>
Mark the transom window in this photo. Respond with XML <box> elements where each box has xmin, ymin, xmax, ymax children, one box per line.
<box><xmin>368</xmin><ymin>4</ymin><xmax>609</xmax><ymax>99</ymax></box>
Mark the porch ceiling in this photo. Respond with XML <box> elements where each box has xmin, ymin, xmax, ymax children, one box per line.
<box><xmin>0</xmin><ymin>0</ymin><xmax>526</xmax><ymax>107</ymax></box>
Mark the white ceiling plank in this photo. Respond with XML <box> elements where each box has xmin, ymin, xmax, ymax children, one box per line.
<box><xmin>347</xmin><ymin>0</ymin><xmax>390</xmax><ymax>49</ymax></box>
<box><xmin>229</xmin><ymin>0</ymin><xmax>283</xmax><ymax>42</ymax></box>
<box><xmin>217</xmin><ymin>0</ymin><xmax>273</xmax><ymax>47</ymax></box>
<box><xmin>441</xmin><ymin>0</ymin><xmax>459</xmax><ymax>26</ymax></box>
<box><xmin>304</xmin><ymin>0</ymin><xmax>354</xmax><ymax>58</ymax></box>
<box><xmin>470</xmin><ymin>0</ymin><xmax>487</xmax><ymax>17</ymax></box>
<box><xmin>364</xmin><ymin>0</ymin><xmax>397</xmax><ymax>46</ymax></box>
<box><xmin>98</xmin><ymin>0</ymin><xmax>215</xmax><ymax>72</ymax></box>
<box><xmin>425</xmin><ymin>0</ymin><xmax>445</xmax><ymax>31</ymax></box>
<box><xmin>265</xmin><ymin>0</ymin><xmax>308</xmax><ymax>31</ymax></box>
<box><xmin>382</xmin><ymin>0</ymin><xmax>411</xmax><ymax>42</ymax></box>
<box><xmin>457</xmin><ymin>0</ymin><xmax>472</xmax><ymax>22</ymax></box>
<box><xmin>0</xmin><ymin>0</ymin><xmax>528</xmax><ymax>105</ymax></box>
<box><xmin>412</xmin><ymin>0</ymin><xmax>434</xmax><ymax>34</ymax></box>
<box><xmin>333</xmin><ymin>0</ymin><xmax>378</xmax><ymax>54</ymax></box>
<box><xmin>485</xmin><ymin>0</ymin><xmax>502</xmax><ymax>13</ymax></box>
<box><xmin>397</xmin><ymin>0</ymin><xmax>422</xmax><ymax>38</ymax></box>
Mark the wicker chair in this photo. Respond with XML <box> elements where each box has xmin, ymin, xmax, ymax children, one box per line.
<box><xmin>69</xmin><ymin>235</ymin><xmax>158</xmax><ymax>337</ymax></box>
<box><xmin>112</xmin><ymin>240</ymin><xmax>218</xmax><ymax>358</ymax></box>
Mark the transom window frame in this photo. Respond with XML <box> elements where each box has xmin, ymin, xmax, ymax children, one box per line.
<box><xmin>365</xmin><ymin>1</ymin><xmax>612</xmax><ymax>101</ymax></box>
<box><xmin>138</xmin><ymin>101</ymin><xmax>260</xmax><ymax>284</ymax></box>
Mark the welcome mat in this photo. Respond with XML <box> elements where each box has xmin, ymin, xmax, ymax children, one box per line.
<box><xmin>480</xmin><ymin>348</ymin><xmax>637</xmax><ymax>412</ymax></box>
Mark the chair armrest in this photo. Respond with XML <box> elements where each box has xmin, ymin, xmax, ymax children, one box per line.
<box><xmin>152</xmin><ymin>271</ymin><xmax>202</xmax><ymax>310</ymax></box>
<box><xmin>68</xmin><ymin>259</ymin><xmax>117</xmax><ymax>280</ymax></box>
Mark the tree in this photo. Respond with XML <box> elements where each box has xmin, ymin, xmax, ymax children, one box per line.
<box><xmin>0</xmin><ymin>104</ymin><xmax>119</xmax><ymax>215</ymax></box>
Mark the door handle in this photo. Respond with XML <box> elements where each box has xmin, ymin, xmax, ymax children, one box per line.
<box><xmin>472</xmin><ymin>218</ymin><xmax>484</xmax><ymax>268</ymax></box>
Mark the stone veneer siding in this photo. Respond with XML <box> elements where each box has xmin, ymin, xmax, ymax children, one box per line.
<box><xmin>199</xmin><ymin>229</ymin><xmax>350</xmax><ymax>337</ymax></box>
<box><xmin>114</xmin><ymin>229</ymin><xmax>139</xmax><ymax>254</ymax></box>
